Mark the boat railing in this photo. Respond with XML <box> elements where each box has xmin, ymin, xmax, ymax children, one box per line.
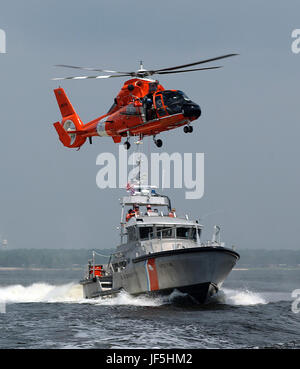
<box><xmin>142</xmin><ymin>240</ymin><xmax>186</xmax><ymax>253</ymax></box>
<box><xmin>140</xmin><ymin>239</ymin><xmax>226</xmax><ymax>256</ymax></box>
<box><xmin>201</xmin><ymin>240</ymin><xmax>225</xmax><ymax>247</ymax></box>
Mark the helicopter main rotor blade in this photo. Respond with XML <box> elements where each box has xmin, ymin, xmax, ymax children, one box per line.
<box><xmin>153</xmin><ymin>53</ymin><xmax>238</xmax><ymax>73</ymax></box>
<box><xmin>55</xmin><ymin>64</ymin><xmax>131</xmax><ymax>74</ymax></box>
<box><xmin>53</xmin><ymin>53</ymin><xmax>237</xmax><ymax>80</ymax></box>
<box><xmin>156</xmin><ymin>66</ymin><xmax>222</xmax><ymax>75</ymax></box>
<box><xmin>52</xmin><ymin>74</ymin><xmax>132</xmax><ymax>81</ymax></box>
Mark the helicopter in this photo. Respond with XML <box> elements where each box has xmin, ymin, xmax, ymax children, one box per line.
<box><xmin>52</xmin><ymin>53</ymin><xmax>237</xmax><ymax>150</ymax></box>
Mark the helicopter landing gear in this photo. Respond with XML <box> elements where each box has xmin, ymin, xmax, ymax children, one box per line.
<box><xmin>184</xmin><ymin>125</ymin><xmax>193</xmax><ymax>133</ymax></box>
<box><xmin>124</xmin><ymin>140</ymin><xmax>131</xmax><ymax>150</ymax></box>
<box><xmin>153</xmin><ymin>136</ymin><xmax>163</xmax><ymax>148</ymax></box>
<box><xmin>156</xmin><ymin>139</ymin><xmax>163</xmax><ymax>148</ymax></box>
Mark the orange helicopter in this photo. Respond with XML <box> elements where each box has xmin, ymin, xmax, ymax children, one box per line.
<box><xmin>52</xmin><ymin>53</ymin><xmax>237</xmax><ymax>150</ymax></box>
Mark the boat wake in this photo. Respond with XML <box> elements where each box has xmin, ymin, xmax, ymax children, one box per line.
<box><xmin>0</xmin><ymin>282</ymin><xmax>83</xmax><ymax>303</ymax></box>
<box><xmin>0</xmin><ymin>282</ymin><xmax>289</xmax><ymax>307</ymax></box>
<box><xmin>0</xmin><ymin>283</ymin><xmax>164</xmax><ymax>306</ymax></box>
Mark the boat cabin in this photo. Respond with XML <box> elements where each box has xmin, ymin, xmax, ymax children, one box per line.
<box><xmin>118</xmin><ymin>187</ymin><xmax>202</xmax><ymax>251</ymax></box>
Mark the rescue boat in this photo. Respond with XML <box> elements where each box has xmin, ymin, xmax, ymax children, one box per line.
<box><xmin>80</xmin><ymin>184</ymin><xmax>239</xmax><ymax>303</ymax></box>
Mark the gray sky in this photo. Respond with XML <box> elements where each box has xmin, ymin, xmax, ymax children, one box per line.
<box><xmin>0</xmin><ymin>0</ymin><xmax>299</xmax><ymax>250</ymax></box>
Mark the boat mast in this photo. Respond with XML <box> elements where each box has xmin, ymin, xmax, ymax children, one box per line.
<box><xmin>92</xmin><ymin>250</ymin><xmax>95</xmax><ymax>278</ymax></box>
<box><xmin>134</xmin><ymin>136</ymin><xmax>143</xmax><ymax>193</ymax></box>
<box><xmin>137</xmin><ymin>155</ymin><xmax>142</xmax><ymax>193</ymax></box>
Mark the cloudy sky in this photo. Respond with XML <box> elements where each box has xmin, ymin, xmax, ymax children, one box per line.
<box><xmin>0</xmin><ymin>0</ymin><xmax>299</xmax><ymax>250</ymax></box>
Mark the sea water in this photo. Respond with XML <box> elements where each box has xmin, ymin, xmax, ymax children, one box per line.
<box><xmin>0</xmin><ymin>268</ymin><xmax>299</xmax><ymax>349</ymax></box>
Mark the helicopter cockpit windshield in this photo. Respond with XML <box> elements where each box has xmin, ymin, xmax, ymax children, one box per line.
<box><xmin>153</xmin><ymin>90</ymin><xmax>193</xmax><ymax>116</ymax></box>
<box><xmin>161</xmin><ymin>90</ymin><xmax>192</xmax><ymax>115</ymax></box>
<box><xmin>145</xmin><ymin>89</ymin><xmax>200</xmax><ymax>121</ymax></box>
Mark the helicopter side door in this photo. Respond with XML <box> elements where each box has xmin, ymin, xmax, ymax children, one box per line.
<box><xmin>154</xmin><ymin>93</ymin><xmax>168</xmax><ymax>118</ymax></box>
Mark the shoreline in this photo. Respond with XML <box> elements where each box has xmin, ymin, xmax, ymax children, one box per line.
<box><xmin>233</xmin><ymin>267</ymin><xmax>300</xmax><ymax>271</ymax></box>
<box><xmin>0</xmin><ymin>266</ymin><xmax>299</xmax><ymax>271</ymax></box>
<box><xmin>0</xmin><ymin>267</ymin><xmax>82</xmax><ymax>271</ymax></box>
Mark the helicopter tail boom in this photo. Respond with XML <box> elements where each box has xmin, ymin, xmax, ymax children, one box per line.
<box><xmin>53</xmin><ymin>88</ymin><xmax>86</xmax><ymax>148</ymax></box>
<box><xmin>54</xmin><ymin>87</ymin><xmax>78</xmax><ymax>117</ymax></box>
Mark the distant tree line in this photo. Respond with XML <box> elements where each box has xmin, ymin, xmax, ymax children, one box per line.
<box><xmin>0</xmin><ymin>248</ymin><xmax>299</xmax><ymax>268</ymax></box>
<box><xmin>0</xmin><ymin>249</ymin><xmax>114</xmax><ymax>268</ymax></box>
<box><xmin>237</xmin><ymin>249</ymin><xmax>300</xmax><ymax>267</ymax></box>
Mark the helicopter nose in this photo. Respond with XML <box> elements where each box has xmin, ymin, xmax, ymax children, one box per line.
<box><xmin>182</xmin><ymin>103</ymin><xmax>201</xmax><ymax>119</ymax></box>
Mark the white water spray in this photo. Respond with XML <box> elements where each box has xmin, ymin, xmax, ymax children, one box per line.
<box><xmin>221</xmin><ymin>288</ymin><xmax>267</xmax><ymax>305</ymax></box>
<box><xmin>0</xmin><ymin>282</ymin><xmax>279</xmax><ymax>307</ymax></box>
<box><xmin>0</xmin><ymin>283</ymin><xmax>83</xmax><ymax>303</ymax></box>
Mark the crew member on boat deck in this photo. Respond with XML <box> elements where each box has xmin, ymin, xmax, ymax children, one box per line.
<box><xmin>134</xmin><ymin>204</ymin><xmax>140</xmax><ymax>216</ymax></box>
<box><xmin>146</xmin><ymin>204</ymin><xmax>152</xmax><ymax>215</ymax></box>
<box><xmin>169</xmin><ymin>208</ymin><xmax>176</xmax><ymax>217</ymax></box>
<box><xmin>126</xmin><ymin>209</ymin><xmax>134</xmax><ymax>222</ymax></box>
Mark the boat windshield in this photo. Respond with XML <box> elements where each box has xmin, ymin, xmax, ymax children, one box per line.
<box><xmin>139</xmin><ymin>226</ymin><xmax>153</xmax><ymax>240</ymax></box>
<box><xmin>138</xmin><ymin>225</ymin><xmax>201</xmax><ymax>241</ymax></box>
<box><xmin>177</xmin><ymin>227</ymin><xmax>201</xmax><ymax>240</ymax></box>
<box><xmin>156</xmin><ymin>227</ymin><xmax>173</xmax><ymax>238</ymax></box>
